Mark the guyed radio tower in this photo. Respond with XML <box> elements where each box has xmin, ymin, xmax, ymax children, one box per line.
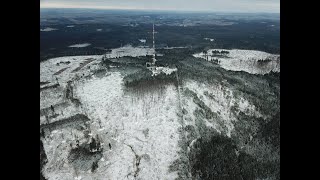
<box><xmin>152</xmin><ymin>23</ymin><xmax>156</xmax><ymax>64</ymax></box>
<box><xmin>146</xmin><ymin>23</ymin><xmax>157</xmax><ymax>69</ymax></box>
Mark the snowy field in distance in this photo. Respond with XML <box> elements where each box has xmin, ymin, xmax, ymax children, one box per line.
<box><xmin>139</xmin><ymin>39</ymin><xmax>146</xmax><ymax>43</ymax></box>
<box><xmin>159</xmin><ymin>46</ymin><xmax>187</xmax><ymax>50</ymax></box>
<box><xmin>40</xmin><ymin>27</ymin><xmax>58</xmax><ymax>32</ymax></box>
<box><xmin>68</xmin><ymin>43</ymin><xmax>91</xmax><ymax>48</ymax></box>
<box><xmin>193</xmin><ymin>49</ymin><xmax>280</xmax><ymax>74</ymax></box>
<box><xmin>105</xmin><ymin>45</ymin><xmax>154</xmax><ymax>58</ymax></box>
<box><xmin>204</xmin><ymin>38</ymin><xmax>214</xmax><ymax>42</ymax></box>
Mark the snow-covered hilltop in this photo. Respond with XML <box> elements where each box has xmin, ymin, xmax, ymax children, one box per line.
<box><xmin>40</xmin><ymin>45</ymin><xmax>279</xmax><ymax>180</ymax></box>
<box><xmin>193</xmin><ymin>49</ymin><xmax>280</xmax><ymax>74</ymax></box>
<box><xmin>40</xmin><ymin>47</ymin><xmax>182</xmax><ymax>180</ymax></box>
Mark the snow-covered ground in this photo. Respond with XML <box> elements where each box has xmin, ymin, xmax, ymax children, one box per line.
<box><xmin>41</xmin><ymin>27</ymin><xmax>58</xmax><ymax>32</ymax></box>
<box><xmin>159</xmin><ymin>46</ymin><xmax>187</xmax><ymax>50</ymax></box>
<box><xmin>182</xmin><ymin>80</ymin><xmax>263</xmax><ymax>137</ymax></box>
<box><xmin>40</xmin><ymin>55</ymin><xmax>102</xmax><ymax>122</ymax></box>
<box><xmin>67</xmin><ymin>25</ymin><xmax>75</xmax><ymax>28</ymax></box>
<box><xmin>40</xmin><ymin>46</ymin><xmax>268</xmax><ymax>180</ymax></box>
<box><xmin>72</xmin><ymin>73</ymin><xmax>181</xmax><ymax>179</ymax></box>
<box><xmin>139</xmin><ymin>39</ymin><xmax>146</xmax><ymax>43</ymax></box>
<box><xmin>204</xmin><ymin>38</ymin><xmax>214</xmax><ymax>42</ymax></box>
<box><xmin>105</xmin><ymin>45</ymin><xmax>155</xmax><ymax>58</ymax></box>
<box><xmin>69</xmin><ymin>43</ymin><xmax>92</xmax><ymax>48</ymax></box>
<box><xmin>40</xmin><ymin>55</ymin><xmax>101</xmax><ymax>86</ymax></box>
<box><xmin>193</xmin><ymin>49</ymin><xmax>280</xmax><ymax>74</ymax></box>
<box><xmin>41</xmin><ymin>54</ymin><xmax>181</xmax><ymax>180</ymax></box>
<box><xmin>150</xmin><ymin>66</ymin><xmax>177</xmax><ymax>76</ymax></box>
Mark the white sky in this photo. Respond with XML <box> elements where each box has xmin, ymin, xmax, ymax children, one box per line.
<box><xmin>40</xmin><ymin>0</ymin><xmax>280</xmax><ymax>13</ymax></box>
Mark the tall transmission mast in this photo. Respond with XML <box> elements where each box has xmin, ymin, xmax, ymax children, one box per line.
<box><xmin>152</xmin><ymin>23</ymin><xmax>157</xmax><ymax>65</ymax></box>
<box><xmin>146</xmin><ymin>23</ymin><xmax>158</xmax><ymax>69</ymax></box>
<box><xmin>153</xmin><ymin>23</ymin><xmax>155</xmax><ymax>50</ymax></box>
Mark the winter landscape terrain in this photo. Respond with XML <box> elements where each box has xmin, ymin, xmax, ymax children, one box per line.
<box><xmin>41</xmin><ymin>9</ymin><xmax>280</xmax><ymax>180</ymax></box>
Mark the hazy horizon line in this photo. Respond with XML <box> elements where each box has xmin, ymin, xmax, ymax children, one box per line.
<box><xmin>40</xmin><ymin>7</ymin><xmax>280</xmax><ymax>14</ymax></box>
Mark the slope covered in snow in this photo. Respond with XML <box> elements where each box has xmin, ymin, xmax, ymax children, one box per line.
<box><xmin>193</xmin><ymin>49</ymin><xmax>280</xmax><ymax>74</ymax></box>
<box><xmin>181</xmin><ymin>80</ymin><xmax>263</xmax><ymax>137</ymax></box>
<box><xmin>40</xmin><ymin>46</ymin><xmax>279</xmax><ymax>180</ymax></box>
<box><xmin>73</xmin><ymin>73</ymin><xmax>181</xmax><ymax>179</ymax></box>
<box><xmin>40</xmin><ymin>54</ymin><xmax>182</xmax><ymax>180</ymax></box>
